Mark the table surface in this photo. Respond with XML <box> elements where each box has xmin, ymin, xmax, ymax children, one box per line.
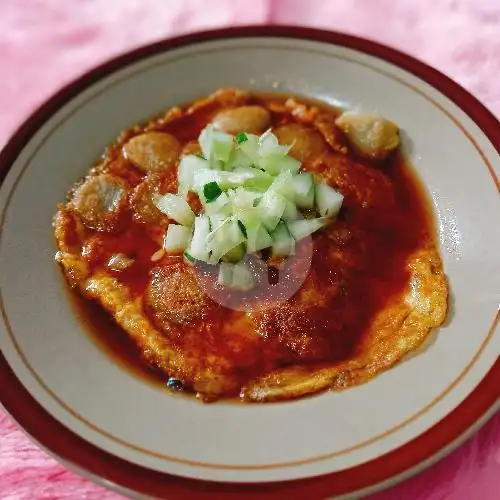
<box><xmin>0</xmin><ymin>1</ymin><xmax>498</xmax><ymax>498</ymax></box>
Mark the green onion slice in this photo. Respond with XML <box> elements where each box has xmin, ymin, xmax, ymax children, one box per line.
<box><xmin>203</xmin><ymin>181</ymin><xmax>222</xmax><ymax>202</ymax></box>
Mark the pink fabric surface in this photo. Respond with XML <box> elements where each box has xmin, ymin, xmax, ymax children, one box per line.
<box><xmin>0</xmin><ymin>0</ymin><xmax>498</xmax><ymax>498</ymax></box>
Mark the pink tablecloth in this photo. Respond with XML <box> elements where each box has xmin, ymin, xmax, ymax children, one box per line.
<box><xmin>0</xmin><ymin>1</ymin><xmax>498</xmax><ymax>498</ymax></box>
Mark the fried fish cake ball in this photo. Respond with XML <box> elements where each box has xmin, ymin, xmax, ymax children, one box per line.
<box><xmin>212</xmin><ymin>106</ymin><xmax>271</xmax><ymax>134</ymax></box>
<box><xmin>129</xmin><ymin>174</ymin><xmax>170</xmax><ymax>226</ymax></box>
<box><xmin>208</xmin><ymin>87</ymin><xmax>251</xmax><ymax>106</ymax></box>
<box><xmin>274</xmin><ymin>123</ymin><xmax>328</xmax><ymax>163</ymax></box>
<box><xmin>315</xmin><ymin>153</ymin><xmax>395</xmax><ymax>208</ymax></box>
<box><xmin>335</xmin><ymin>112</ymin><xmax>400</xmax><ymax>160</ymax></box>
<box><xmin>123</xmin><ymin>132</ymin><xmax>181</xmax><ymax>173</ymax></box>
<box><xmin>71</xmin><ymin>174</ymin><xmax>129</xmax><ymax>232</ymax></box>
<box><xmin>180</xmin><ymin>140</ymin><xmax>202</xmax><ymax>157</ymax></box>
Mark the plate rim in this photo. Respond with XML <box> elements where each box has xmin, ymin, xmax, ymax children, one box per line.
<box><xmin>0</xmin><ymin>25</ymin><xmax>499</xmax><ymax>499</ymax></box>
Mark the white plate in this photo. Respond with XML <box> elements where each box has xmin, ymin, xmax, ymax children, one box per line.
<box><xmin>0</xmin><ymin>27</ymin><xmax>498</xmax><ymax>499</ymax></box>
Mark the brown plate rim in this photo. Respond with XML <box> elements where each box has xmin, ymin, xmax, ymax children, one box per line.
<box><xmin>0</xmin><ymin>25</ymin><xmax>499</xmax><ymax>499</ymax></box>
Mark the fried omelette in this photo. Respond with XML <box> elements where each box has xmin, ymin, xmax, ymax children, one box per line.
<box><xmin>54</xmin><ymin>88</ymin><xmax>448</xmax><ymax>402</ymax></box>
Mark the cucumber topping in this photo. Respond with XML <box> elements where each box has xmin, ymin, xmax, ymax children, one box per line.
<box><xmin>154</xmin><ymin>193</ymin><xmax>195</xmax><ymax>227</ymax></box>
<box><xmin>163</xmin><ymin>224</ymin><xmax>192</xmax><ymax>253</ymax></box>
<box><xmin>271</xmin><ymin>221</ymin><xmax>295</xmax><ymax>257</ymax></box>
<box><xmin>155</xmin><ymin>124</ymin><xmax>344</xmax><ymax>289</ymax></box>
<box><xmin>315</xmin><ymin>182</ymin><xmax>344</xmax><ymax>217</ymax></box>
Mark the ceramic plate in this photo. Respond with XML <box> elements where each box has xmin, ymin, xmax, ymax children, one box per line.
<box><xmin>0</xmin><ymin>27</ymin><xmax>499</xmax><ymax>499</ymax></box>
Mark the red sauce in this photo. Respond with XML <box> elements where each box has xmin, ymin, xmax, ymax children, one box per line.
<box><xmin>64</xmin><ymin>92</ymin><xmax>437</xmax><ymax>394</ymax></box>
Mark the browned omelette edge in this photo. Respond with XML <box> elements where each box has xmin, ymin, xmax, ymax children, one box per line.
<box><xmin>242</xmin><ymin>247</ymin><xmax>448</xmax><ymax>401</ymax></box>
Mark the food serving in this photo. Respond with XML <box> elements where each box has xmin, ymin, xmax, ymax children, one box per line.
<box><xmin>53</xmin><ymin>88</ymin><xmax>448</xmax><ymax>402</ymax></box>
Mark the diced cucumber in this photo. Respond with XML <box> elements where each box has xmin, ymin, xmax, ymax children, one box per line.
<box><xmin>178</xmin><ymin>155</ymin><xmax>208</xmax><ymax>197</ymax></box>
<box><xmin>187</xmin><ymin>215</ymin><xmax>210</xmax><ymax>261</ymax></box>
<box><xmin>198</xmin><ymin>125</ymin><xmax>212</xmax><ymax>161</ymax></box>
<box><xmin>238</xmin><ymin>134</ymin><xmax>261</xmax><ymax>163</ymax></box>
<box><xmin>292</xmin><ymin>172</ymin><xmax>315</xmax><ymax>208</ymax></box>
<box><xmin>206</xmin><ymin>216</ymin><xmax>232</xmax><ymax>241</ymax></box>
<box><xmin>163</xmin><ymin>224</ymin><xmax>192</xmax><ymax>253</ymax></box>
<box><xmin>231</xmin><ymin>261</ymin><xmax>255</xmax><ymax>291</ymax></box>
<box><xmin>231</xmin><ymin>166</ymin><xmax>259</xmax><ymax>176</ymax></box>
<box><xmin>246</xmin><ymin>222</ymin><xmax>273</xmax><ymax>253</ymax></box>
<box><xmin>223</xmin><ymin>171</ymin><xmax>257</xmax><ymax>188</ymax></box>
<box><xmin>268</xmin><ymin>170</ymin><xmax>294</xmax><ymax>199</ymax></box>
<box><xmin>199</xmin><ymin>125</ymin><xmax>234</xmax><ymax>164</ymax></box>
<box><xmin>259</xmin><ymin>154</ymin><xmax>301</xmax><ymax>175</ymax></box>
<box><xmin>218</xmin><ymin>262</ymin><xmax>234</xmax><ymax>286</ymax></box>
<box><xmin>203</xmin><ymin>191</ymin><xmax>230</xmax><ymax>215</ymax></box>
<box><xmin>287</xmin><ymin>218</ymin><xmax>327</xmax><ymax>241</ymax></box>
<box><xmin>212</xmin><ymin>134</ymin><xmax>234</xmax><ymax>163</ymax></box>
<box><xmin>221</xmin><ymin>242</ymin><xmax>245</xmax><ymax>263</ymax></box>
<box><xmin>208</xmin><ymin>212</ymin><xmax>226</xmax><ymax>232</ymax></box>
<box><xmin>247</xmin><ymin>176</ymin><xmax>274</xmax><ymax>192</ymax></box>
<box><xmin>154</xmin><ymin>194</ymin><xmax>195</xmax><ymax>226</ymax></box>
<box><xmin>206</xmin><ymin>218</ymin><xmax>246</xmax><ymax>263</ymax></box>
<box><xmin>258</xmin><ymin>129</ymin><xmax>291</xmax><ymax>157</ymax></box>
<box><xmin>233</xmin><ymin>207</ymin><xmax>261</xmax><ymax>228</ymax></box>
<box><xmin>282</xmin><ymin>199</ymin><xmax>300</xmax><ymax>220</ymax></box>
<box><xmin>271</xmin><ymin>222</ymin><xmax>295</xmax><ymax>257</ymax></box>
<box><xmin>259</xmin><ymin>192</ymin><xmax>287</xmax><ymax>231</ymax></box>
<box><xmin>232</xmin><ymin>166</ymin><xmax>273</xmax><ymax>191</ymax></box>
<box><xmin>228</xmin><ymin>186</ymin><xmax>262</xmax><ymax>210</ymax></box>
<box><xmin>226</xmin><ymin>148</ymin><xmax>254</xmax><ymax>169</ymax></box>
<box><xmin>315</xmin><ymin>182</ymin><xmax>344</xmax><ymax>217</ymax></box>
<box><xmin>194</xmin><ymin>169</ymin><xmax>267</xmax><ymax>193</ymax></box>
